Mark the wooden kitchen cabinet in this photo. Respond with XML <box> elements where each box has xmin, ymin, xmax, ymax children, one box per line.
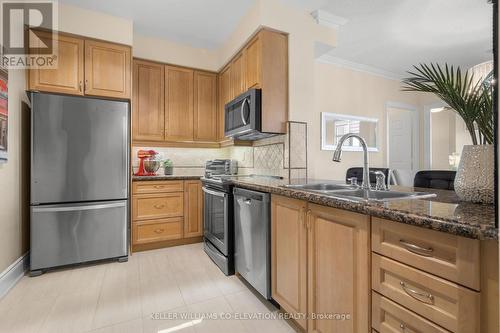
<box><xmin>28</xmin><ymin>30</ymin><xmax>131</xmax><ymax>100</ymax></box>
<box><xmin>165</xmin><ymin>65</ymin><xmax>194</xmax><ymax>141</ymax></box>
<box><xmin>194</xmin><ymin>71</ymin><xmax>218</xmax><ymax>142</ymax></box>
<box><xmin>132</xmin><ymin>180</ymin><xmax>204</xmax><ymax>252</ymax></box>
<box><xmin>218</xmin><ymin>65</ymin><xmax>232</xmax><ymax>141</ymax></box>
<box><xmin>28</xmin><ymin>31</ymin><xmax>84</xmax><ymax>95</ymax></box>
<box><xmin>84</xmin><ymin>40</ymin><xmax>131</xmax><ymax>99</ymax></box>
<box><xmin>244</xmin><ymin>34</ymin><xmax>261</xmax><ymax>90</ymax></box>
<box><xmin>230</xmin><ymin>52</ymin><xmax>246</xmax><ymax>98</ymax></box>
<box><xmin>184</xmin><ymin>180</ymin><xmax>203</xmax><ymax>238</ymax></box>
<box><xmin>271</xmin><ymin>195</ymin><xmax>308</xmax><ymax>330</ymax></box>
<box><xmin>132</xmin><ymin>60</ymin><xmax>165</xmax><ymax>141</ymax></box>
<box><xmin>307</xmin><ymin>204</ymin><xmax>370</xmax><ymax>333</ymax></box>
<box><xmin>271</xmin><ymin>196</ymin><xmax>370</xmax><ymax>332</ymax></box>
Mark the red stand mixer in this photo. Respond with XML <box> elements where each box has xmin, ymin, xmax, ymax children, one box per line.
<box><xmin>135</xmin><ymin>149</ymin><xmax>159</xmax><ymax>176</ymax></box>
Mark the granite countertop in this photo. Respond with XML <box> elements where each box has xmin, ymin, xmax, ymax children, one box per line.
<box><xmin>230</xmin><ymin>177</ymin><xmax>498</xmax><ymax>240</ymax></box>
<box><xmin>132</xmin><ymin>175</ymin><xmax>202</xmax><ymax>181</ymax></box>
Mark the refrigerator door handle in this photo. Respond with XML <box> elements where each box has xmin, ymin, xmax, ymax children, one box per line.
<box><xmin>32</xmin><ymin>202</ymin><xmax>127</xmax><ymax>213</ymax></box>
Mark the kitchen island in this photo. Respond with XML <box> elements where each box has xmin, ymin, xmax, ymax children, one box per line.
<box><xmin>228</xmin><ymin>177</ymin><xmax>498</xmax><ymax>333</ymax></box>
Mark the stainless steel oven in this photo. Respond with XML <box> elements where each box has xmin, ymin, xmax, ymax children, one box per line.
<box><xmin>203</xmin><ymin>186</ymin><xmax>230</xmax><ymax>255</ymax></box>
<box><xmin>201</xmin><ymin>160</ymin><xmax>237</xmax><ymax>276</ymax></box>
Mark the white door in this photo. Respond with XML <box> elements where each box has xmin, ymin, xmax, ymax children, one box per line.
<box><xmin>387</xmin><ymin>106</ymin><xmax>417</xmax><ymax>186</ymax></box>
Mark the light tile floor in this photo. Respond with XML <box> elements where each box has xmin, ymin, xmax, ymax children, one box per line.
<box><xmin>0</xmin><ymin>243</ymin><xmax>299</xmax><ymax>333</ymax></box>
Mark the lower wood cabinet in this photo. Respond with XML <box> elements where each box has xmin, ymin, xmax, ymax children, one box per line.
<box><xmin>184</xmin><ymin>180</ymin><xmax>203</xmax><ymax>238</ymax></box>
<box><xmin>132</xmin><ymin>180</ymin><xmax>203</xmax><ymax>251</ymax></box>
<box><xmin>271</xmin><ymin>196</ymin><xmax>308</xmax><ymax>330</ymax></box>
<box><xmin>307</xmin><ymin>204</ymin><xmax>370</xmax><ymax>333</ymax></box>
<box><xmin>372</xmin><ymin>292</ymin><xmax>449</xmax><ymax>333</ymax></box>
<box><xmin>271</xmin><ymin>195</ymin><xmax>370</xmax><ymax>332</ymax></box>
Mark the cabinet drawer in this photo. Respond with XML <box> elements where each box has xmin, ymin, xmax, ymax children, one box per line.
<box><xmin>133</xmin><ymin>218</ymin><xmax>183</xmax><ymax>244</ymax></box>
<box><xmin>372</xmin><ymin>292</ymin><xmax>450</xmax><ymax>333</ymax></box>
<box><xmin>372</xmin><ymin>254</ymin><xmax>479</xmax><ymax>333</ymax></box>
<box><xmin>371</xmin><ymin>217</ymin><xmax>480</xmax><ymax>290</ymax></box>
<box><xmin>132</xmin><ymin>181</ymin><xmax>184</xmax><ymax>194</ymax></box>
<box><xmin>132</xmin><ymin>193</ymin><xmax>184</xmax><ymax>220</ymax></box>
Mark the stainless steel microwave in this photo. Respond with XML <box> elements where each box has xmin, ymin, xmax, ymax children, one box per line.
<box><xmin>224</xmin><ymin>89</ymin><xmax>274</xmax><ymax>140</ymax></box>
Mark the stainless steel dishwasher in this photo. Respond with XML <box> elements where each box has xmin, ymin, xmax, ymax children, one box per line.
<box><xmin>233</xmin><ymin>187</ymin><xmax>271</xmax><ymax>299</ymax></box>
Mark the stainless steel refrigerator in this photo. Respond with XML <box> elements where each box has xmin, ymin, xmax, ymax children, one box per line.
<box><xmin>30</xmin><ymin>92</ymin><xmax>129</xmax><ymax>275</ymax></box>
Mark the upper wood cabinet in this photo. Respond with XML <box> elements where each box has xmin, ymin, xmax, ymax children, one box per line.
<box><xmin>28</xmin><ymin>31</ymin><xmax>84</xmax><ymax>95</ymax></box>
<box><xmin>194</xmin><ymin>71</ymin><xmax>218</xmax><ymax>142</ymax></box>
<box><xmin>271</xmin><ymin>195</ymin><xmax>308</xmax><ymax>331</ymax></box>
<box><xmin>307</xmin><ymin>204</ymin><xmax>370</xmax><ymax>333</ymax></box>
<box><xmin>84</xmin><ymin>40</ymin><xmax>131</xmax><ymax>99</ymax></box>
<box><xmin>230</xmin><ymin>52</ymin><xmax>246</xmax><ymax>98</ymax></box>
<box><xmin>132</xmin><ymin>60</ymin><xmax>165</xmax><ymax>141</ymax></box>
<box><xmin>244</xmin><ymin>34</ymin><xmax>261</xmax><ymax>90</ymax></box>
<box><xmin>28</xmin><ymin>31</ymin><xmax>131</xmax><ymax>99</ymax></box>
<box><xmin>164</xmin><ymin>66</ymin><xmax>194</xmax><ymax>141</ymax></box>
<box><xmin>218</xmin><ymin>65</ymin><xmax>232</xmax><ymax>141</ymax></box>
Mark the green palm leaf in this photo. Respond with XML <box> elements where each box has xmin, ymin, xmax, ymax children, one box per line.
<box><xmin>402</xmin><ymin>63</ymin><xmax>493</xmax><ymax>144</ymax></box>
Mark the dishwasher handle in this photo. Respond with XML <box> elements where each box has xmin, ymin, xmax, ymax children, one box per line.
<box><xmin>233</xmin><ymin>187</ymin><xmax>269</xmax><ymax>202</ymax></box>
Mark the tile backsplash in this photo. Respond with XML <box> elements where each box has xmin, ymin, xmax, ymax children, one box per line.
<box><xmin>133</xmin><ymin>121</ymin><xmax>307</xmax><ymax>178</ymax></box>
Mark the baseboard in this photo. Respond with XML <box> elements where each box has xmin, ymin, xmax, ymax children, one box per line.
<box><xmin>0</xmin><ymin>252</ymin><xmax>29</xmax><ymax>299</ymax></box>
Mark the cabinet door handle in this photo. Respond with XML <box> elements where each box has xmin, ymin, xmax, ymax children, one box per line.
<box><xmin>84</xmin><ymin>79</ymin><xmax>88</xmax><ymax>91</ymax></box>
<box><xmin>154</xmin><ymin>204</ymin><xmax>165</xmax><ymax>209</ymax></box>
<box><xmin>400</xmin><ymin>281</ymin><xmax>434</xmax><ymax>304</ymax></box>
<box><xmin>399</xmin><ymin>323</ymin><xmax>406</xmax><ymax>331</ymax></box>
<box><xmin>154</xmin><ymin>228</ymin><xmax>164</xmax><ymax>234</ymax></box>
<box><xmin>399</xmin><ymin>239</ymin><xmax>434</xmax><ymax>257</ymax></box>
<box><xmin>79</xmin><ymin>81</ymin><xmax>82</xmax><ymax>92</ymax></box>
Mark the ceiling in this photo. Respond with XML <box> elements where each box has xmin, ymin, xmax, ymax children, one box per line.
<box><xmin>60</xmin><ymin>0</ymin><xmax>493</xmax><ymax>76</ymax></box>
<box><xmin>285</xmin><ymin>0</ymin><xmax>493</xmax><ymax>77</ymax></box>
<box><xmin>59</xmin><ymin>0</ymin><xmax>256</xmax><ymax>49</ymax></box>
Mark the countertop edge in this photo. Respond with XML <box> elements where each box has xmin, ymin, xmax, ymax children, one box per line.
<box><xmin>230</xmin><ymin>180</ymin><xmax>498</xmax><ymax>241</ymax></box>
<box><xmin>132</xmin><ymin>175</ymin><xmax>202</xmax><ymax>181</ymax></box>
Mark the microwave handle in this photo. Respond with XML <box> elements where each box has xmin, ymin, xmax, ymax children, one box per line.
<box><xmin>240</xmin><ymin>98</ymin><xmax>249</xmax><ymax>125</ymax></box>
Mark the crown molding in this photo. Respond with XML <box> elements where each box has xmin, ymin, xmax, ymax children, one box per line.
<box><xmin>311</xmin><ymin>10</ymin><xmax>349</xmax><ymax>29</ymax></box>
<box><xmin>317</xmin><ymin>54</ymin><xmax>404</xmax><ymax>81</ymax></box>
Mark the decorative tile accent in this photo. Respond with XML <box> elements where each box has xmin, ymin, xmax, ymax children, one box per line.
<box><xmin>289</xmin><ymin>122</ymin><xmax>307</xmax><ymax>169</ymax></box>
<box><xmin>254</xmin><ymin>144</ymin><xmax>284</xmax><ymax>170</ymax></box>
<box><xmin>290</xmin><ymin>168</ymin><xmax>307</xmax><ymax>179</ymax></box>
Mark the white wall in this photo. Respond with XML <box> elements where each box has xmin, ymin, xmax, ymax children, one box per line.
<box><xmin>310</xmin><ymin>62</ymin><xmax>422</xmax><ymax>180</ymax></box>
<box><xmin>58</xmin><ymin>3</ymin><xmax>133</xmax><ymax>45</ymax></box>
<box><xmin>0</xmin><ymin>70</ymin><xmax>29</xmax><ymax>274</ymax></box>
<box><xmin>133</xmin><ymin>34</ymin><xmax>219</xmax><ymax>71</ymax></box>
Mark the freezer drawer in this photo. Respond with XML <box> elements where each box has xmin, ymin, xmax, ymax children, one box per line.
<box><xmin>30</xmin><ymin>200</ymin><xmax>128</xmax><ymax>271</ymax></box>
<box><xmin>233</xmin><ymin>187</ymin><xmax>271</xmax><ymax>299</ymax></box>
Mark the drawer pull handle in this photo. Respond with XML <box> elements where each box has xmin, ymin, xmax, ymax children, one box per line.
<box><xmin>154</xmin><ymin>229</ymin><xmax>164</xmax><ymax>234</ymax></box>
<box><xmin>400</xmin><ymin>281</ymin><xmax>434</xmax><ymax>304</ymax></box>
<box><xmin>154</xmin><ymin>204</ymin><xmax>165</xmax><ymax>209</ymax></box>
<box><xmin>400</xmin><ymin>323</ymin><xmax>405</xmax><ymax>331</ymax></box>
<box><xmin>399</xmin><ymin>239</ymin><xmax>433</xmax><ymax>257</ymax></box>
<box><xmin>154</xmin><ymin>185</ymin><xmax>165</xmax><ymax>189</ymax></box>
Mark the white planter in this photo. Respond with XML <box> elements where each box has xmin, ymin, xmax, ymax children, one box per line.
<box><xmin>454</xmin><ymin>145</ymin><xmax>494</xmax><ymax>204</ymax></box>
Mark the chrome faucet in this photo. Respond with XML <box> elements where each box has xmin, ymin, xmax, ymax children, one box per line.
<box><xmin>333</xmin><ymin>133</ymin><xmax>371</xmax><ymax>190</ymax></box>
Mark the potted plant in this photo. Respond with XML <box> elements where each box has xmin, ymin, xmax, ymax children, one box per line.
<box><xmin>162</xmin><ymin>159</ymin><xmax>173</xmax><ymax>175</ymax></box>
<box><xmin>402</xmin><ymin>63</ymin><xmax>494</xmax><ymax>203</ymax></box>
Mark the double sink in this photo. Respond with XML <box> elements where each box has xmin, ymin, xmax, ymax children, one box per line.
<box><xmin>283</xmin><ymin>182</ymin><xmax>436</xmax><ymax>202</ymax></box>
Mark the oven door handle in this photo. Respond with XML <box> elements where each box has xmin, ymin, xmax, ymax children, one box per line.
<box><xmin>202</xmin><ymin>187</ymin><xmax>228</xmax><ymax>198</ymax></box>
